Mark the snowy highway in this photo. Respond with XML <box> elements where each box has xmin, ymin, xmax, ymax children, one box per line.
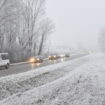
<box><xmin>0</xmin><ymin>54</ymin><xmax>86</xmax><ymax>77</ymax></box>
<box><xmin>0</xmin><ymin>0</ymin><xmax>104</xmax><ymax>104</ymax></box>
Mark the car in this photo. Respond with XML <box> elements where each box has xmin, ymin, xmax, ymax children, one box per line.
<box><xmin>59</xmin><ymin>54</ymin><xmax>66</xmax><ymax>58</ymax></box>
<box><xmin>59</xmin><ymin>54</ymin><xmax>70</xmax><ymax>58</ymax></box>
<box><xmin>48</xmin><ymin>55</ymin><xmax>59</xmax><ymax>60</ymax></box>
<box><xmin>65</xmin><ymin>54</ymin><xmax>70</xmax><ymax>58</ymax></box>
<box><xmin>29</xmin><ymin>56</ymin><xmax>43</xmax><ymax>63</ymax></box>
<box><xmin>0</xmin><ymin>53</ymin><xmax>10</xmax><ymax>69</ymax></box>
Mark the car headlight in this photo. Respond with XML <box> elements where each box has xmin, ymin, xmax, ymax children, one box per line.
<box><xmin>37</xmin><ymin>58</ymin><xmax>40</xmax><ymax>61</ymax></box>
<box><xmin>48</xmin><ymin>56</ymin><xmax>51</xmax><ymax>58</ymax></box>
<box><xmin>29</xmin><ymin>58</ymin><xmax>35</xmax><ymax>63</ymax></box>
<box><xmin>54</xmin><ymin>55</ymin><xmax>56</xmax><ymax>58</ymax></box>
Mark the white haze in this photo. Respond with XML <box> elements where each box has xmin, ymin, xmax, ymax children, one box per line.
<box><xmin>46</xmin><ymin>0</ymin><xmax>105</xmax><ymax>50</ymax></box>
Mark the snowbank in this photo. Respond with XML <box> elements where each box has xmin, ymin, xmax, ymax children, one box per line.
<box><xmin>1</xmin><ymin>53</ymin><xmax>105</xmax><ymax>105</ymax></box>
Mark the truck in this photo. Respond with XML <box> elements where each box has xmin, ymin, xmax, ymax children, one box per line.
<box><xmin>0</xmin><ymin>53</ymin><xmax>10</xmax><ymax>69</ymax></box>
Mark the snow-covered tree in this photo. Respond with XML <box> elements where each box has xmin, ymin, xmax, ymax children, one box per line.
<box><xmin>0</xmin><ymin>0</ymin><xmax>54</xmax><ymax>62</ymax></box>
<box><xmin>99</xmin><ymin>28</ymin><xmax>105</xmax><ymax>52</ymax></box>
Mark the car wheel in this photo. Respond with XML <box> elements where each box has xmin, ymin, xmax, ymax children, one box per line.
<box><xmin>5</xmin><ymin>63</ymin><xmax>9</xmax><ymax>69</ymax></box>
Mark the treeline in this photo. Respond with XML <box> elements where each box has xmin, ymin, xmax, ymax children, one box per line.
<box><xmin>0</xmin><ymin>0</ymin><xmax>54</xmax><ymax>62</ymax></box>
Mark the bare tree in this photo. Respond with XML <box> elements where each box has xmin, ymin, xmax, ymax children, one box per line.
<box><xmin>24</xmin><ymin>0</ymin><xmax>46</xmax><ymax>55</ymax></box>
<box><xmin>18</xmin><ymin>0</ymin><xmax>48</xmax><ymax>56</ymax></box>
<box><xmin>38</xmin><ymin>18</ymin><xmax>54</xmax><ymax>55</ymax></box>
<box><xmin>99</xmin><ymin>27</ymin><xmax>105</xmax><ymax>52</ymax></box>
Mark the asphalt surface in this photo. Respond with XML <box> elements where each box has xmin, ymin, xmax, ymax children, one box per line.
<box><xmin>0</xmin><ymin>54</ymin><xmax>87</xmax><ymax>78</ymax></box>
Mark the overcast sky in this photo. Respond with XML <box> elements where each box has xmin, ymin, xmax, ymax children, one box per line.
<box><xmin>46</xmin><ymin>0</ymin><xmax>105</xmax><ymax>50</ymax></box>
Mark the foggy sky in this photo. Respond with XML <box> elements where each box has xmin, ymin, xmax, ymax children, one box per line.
<box><xmin>46</xmin><ymin>0</ymin><xmax>105</xmax><ymax>50</ymax></box>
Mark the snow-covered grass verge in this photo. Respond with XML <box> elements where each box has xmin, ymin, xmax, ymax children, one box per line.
<box><xmin>0</xmin><ymin>55</ymin><xmax>89</xmax><ymax>101</ymax></box>
<box><xmin>0</xmin><ymin>53</ymin><xmax>105</xmax><ymax>105</ymax></box>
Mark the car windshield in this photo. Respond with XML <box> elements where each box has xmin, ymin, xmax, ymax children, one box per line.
<box><xmin>1</xmin><ymin>54</ymin><xmax>8</xmax><ymax>60</ymax></box>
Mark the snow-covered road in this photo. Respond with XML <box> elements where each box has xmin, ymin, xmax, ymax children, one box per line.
<box><xmin>0</xmin><ymin>53</ymin><xmax>105</xmax><ymax>105</ymax></box>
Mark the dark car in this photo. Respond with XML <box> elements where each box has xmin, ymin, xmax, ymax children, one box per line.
<box><xmin>65</xmin><ymin>54</ymin><xmax>70</xmax><ymax>58</ymax></box>
<box><xmin>29</xmin><ymin>56</ymin><xmax>43</xmax><ymax>63</ymax></box>
<box><xmin>48</xmin><ymin>55</ymin><xmax>59</xmax><ymax>60</ymax></box>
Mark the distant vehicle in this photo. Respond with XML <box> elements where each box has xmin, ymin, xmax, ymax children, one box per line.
<box><xmin>65</xmin><ymin>54</ymin><xmax>70</xmax><ymax>58</ymax></box>
<box><xmin>48</xmin><ymin>54</ymin><xmax>59</xmax><ymax>60</ymax></box>
<box><xmin>29</xmin><ymin>56</ymin><xmax>43</xmax><ymax>63</ymax></box>
<box><xmin>0</xmin><ymin>53</ymin><xmax>10</xmax><ymax>69</ymax></box>
<box><xmin>59</xmin><ymin>54</ymin><xmax>66</xmax><ymax>58</ymax></box>
<box><xmin>59</xmin><ymin>54</ymin><xmax>70</xmax><ymax>58</ymax></box>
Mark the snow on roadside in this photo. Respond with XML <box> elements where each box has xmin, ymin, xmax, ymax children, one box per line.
<box><xmin>1</xmin><ymin>53</ymin><xmax>105</xmax><ymax>105</ymax></box>
<box><xmin>0</xmin><ymin>55</ymin><xmax>89</xmax><ymax>101</ymax></box>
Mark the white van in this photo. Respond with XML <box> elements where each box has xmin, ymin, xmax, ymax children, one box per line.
<box><xmin>0</xmin><ymin>53</ymin><xmax>10</xmax><ymax>69</ymax></box>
